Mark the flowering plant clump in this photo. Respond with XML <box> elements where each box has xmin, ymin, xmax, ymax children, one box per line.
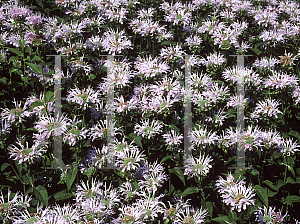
<box><xmin>1</xmin><ymin>0</ymin><xmax>300</xmax><ymax>223</ymax></box>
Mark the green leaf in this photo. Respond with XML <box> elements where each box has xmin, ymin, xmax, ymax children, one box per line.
<box><xmin>267</xmin><ymin>189</ymin><xmax>278</xmax><ymax>198</ymax></box>
<box><xmin>45</xmin><ymin>91</ymin><xmax>54</xmax><ymax>102</ymax></box>
<box><xmin>31</xmin><ymin>101</ymin><xmax>44</xmax><ymax>108</ymax></box>
<box><xmin>9</xmin><ymin>56</ymin><xmax>19</xmax><ymax>62</ymax></box>
<box><xmin>169</xmin><ymin>124</ymin><xmax>180</xmax><ymax>133</ymax></box>
<box><xmin>128</xmin><ymin>133</ymin><xmax>143</xmax><ymax>149</ymax></box>
<box><xmin>250</xmin><ymin>48</ymin><xmax>261</xmax><ymax>56</ymax></box>
<box><xmin>66</xmin><ymin>165</ymin><xmax>77</xmax><ymax>191</ymax></box>
<box><xmin>21</xmin><ymin>76</ymin><xmax>29</xmax><ymax>84</ymax></box>
<box><xmin>284</xmin><ymin>195</ymin><xmax>300</xmax><ymax>205</ymax></box>
<box><xmin>286</xmin><ymin>176</ymin><xmax>296</xmax><ymax>184</ymax></box>
<box><xmin>181</xmin><ymin>186</ymin><xmax>199</xmax><ymax>197</ymax></box>
<box><xmin>273</xmin><ymin>151</ymin><xmax>281</xmax><ymax>159</ymax></box>
<box><xmin>7</xmin><ymin>47</ymin><xmax>23</xmax><ymax>57</ymax></box>
<box><xmin>34</xmin><ymin>185</ymin><xmax>48</xmax><ymax>205</ymax></box>
<box><xmin>53</xmin><ymin>189</ymin><xmax>74</xmax><ymax>201</ymax></box>
<box><xmin>1</xmin><ymin>163</ymin><xmax>10</xmax><ymax>172</ymax></box>
<box><xmin>22</xmin><ymin>174</ymin><xmax>34</xmax><ymax>187</ymax></box>
<box><xmin>0</xmin><ymin>77</ymin><xmax>7</xmax><ymax>84</ymax></box>
<box><xmin>169</xmin><ymin>168</ymin><xmax>185</xmax><ymax>186</ymax></box>
<box><xmin>288</xmin><ymin>130</ymin><xmax>300</xmax><ymax>140</ymax></box>
<box><xmin>254</xmin><ymin>185</ymin><xmax>268</xmax><ymax>208</ymax></box>
<box><xmin>206</xmin><ymin>201</ymin><xmax>213</xmax><ymax>219</ymax></box>
<box><xmin>25</xmin><ymin>46</ymin><xmax>32</xmax><ymax>54</ymax></box>
<box><xmin>26</xmin><ymin>62</ymin><xmax>42</xmax><ymax>74</ymax></box>
<box><xmin>31</xmin><ymin>55</ymin><xmax>42</xmax><ymax>61</ymax></box>
<box><xmin>277</xmin><ymin>179</ymin><xmax>286</xmax><ymax>190</ymax></box>
<box><xmin>161</xmin><ymin>155</ymin><xmax>172</xmax><ymax>163</ymax></box>
<box><xmin>19</xmin><ymin>39</ymin><xmax>25</xmax><ymax>51</ymax></box>
<box><xmin>263</xmin><ymin>180</ymin><xmax>277</xmax><ymax>191</ymax></box>
<box><xmin>211</xmin><ymin>215</ymin><xmax>231</xmax><ymax>224</ymax></box>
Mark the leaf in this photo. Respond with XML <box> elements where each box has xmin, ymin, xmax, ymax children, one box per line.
<box><xmin>22</xmin><ymin>174</ymin><xmax>34</xmax><ymax>187</ymax></box>
<box><xmin>160</xmin><ymin>40</ymin><xmax>177</xmax><ymax>45</ymax></box>
<box><xmin>128</xmin><ymin>133</ymin><xmax>143</xmax><ymax>149</ymax></box>
<box><xmin>169</xmin><ymin>124</ymin><xmax>180</xmax><ymax>133</ymax></box>
<box><xmin>267</xmin><ymin>189</ymin><xmax>278</xmax><ymax>198</ymax></box>
<box><xmin>21</xmin><ymin>76</ymin><xmax>28</xmax><ymax>84</ymax></box>
<box><xmin>161</xmin><ymin>155</ymin><xmax>172</xmax><ymax>163</ymax></box>
<box><xmin>263</xmin><ymin>180</ymin><xmax>277</xmax><ymax>191</ymax></box>
<box><xmin>31</xmin><ymin>101</ymin><xmax>44</xmax><ymax>108</ymax></box>
<box><xmin>53</xmin><ymin>190</ymin><xmax>74</xmax><ymax>201</ymax></box>
<box><xmin>277</xmin><ymin>179</ymin><xmax>286</xmax><ymax>190</ymax></box>
<box><xmin>254</xmin><ymin>185</ymin><xmax>268</xmax><ymax>208</ymax></box>
<box><xmin>206</xmin><ymin>201</ymin><xmax>213</xmax><ymax>219</ymax></box>
<box><xmin>250</xmin><ymin>48</ymin><xmax>261</xmax><ymax>56</ymax></box>
<box><xmin>26</xmin><ymin>62</ymin><xmax>42</xmax><ymax>74</ymax></box>
<box><xmin>211</xmin><ymin>215</ymin><xmax>231</xmax><ymax>224</ymax></box>
<box><xmin>286</xmin><ymin>176</ymin><xmax>296</xmax><ymax>184</ymax></box>
<box><xmin>0</xmin><ymin>77</ymin><xmax>7</xmax><ymax>84</ymax></box>
<box><xmin>284</xmin><ymin>195</ymin><xmax>300</xmax><ymax>205</ymax></box>
<box><xmin>34</xmin><ymin>185</ymin><xmax>48</xmax><ymax>205</ymax></box>
<box><xmin>181</xmin><ymin>186</ymin><xmax>199</xmax><ymax>197</ymax></box>
<box><xmin>7</xmin><ymin>48</ymin><xmax>23</xmax><ymax>57</ymax></box>
<box><xmin>288</xmin><ymin>130</ymin><xmax>300</xmax><ymax>140</ymax></box>
<box><xmin>169</xmin><ymin>168</ymin><xmax>185</xmax><ymax>186</ymax></box>
<box><xmin>66</xmin><ymin>165</ymin><xmax>77</xmax><ymax>191</ymax></box>
<box><xmin>45</xmin><ymin>91</ymin><xmax>54</xmax><ymax>102</ymax></box>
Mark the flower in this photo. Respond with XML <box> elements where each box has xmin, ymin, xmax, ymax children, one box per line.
<box><xmin>263</xmin><ymin>70</ymin><xmax>299</xmax><ymax>89</ymax></box>
<box><xmin>175</xmin><ymin>206</ymin><xmax>208</xmax><ymax>224</ymax></box>
<box><xmin>215</xmin><ymin>173</ymin><xmax>255</xmax><ymax>213</ymax></box>
<box><xmin>278</xmin><ymin>137</ymin><xmax>300</xmax><ymax>156</ymax></box>
<box><xmin>188</xmin><ymin>124</ymin><xmax>219</xmax><ymax>146</ymax></box>
<box><xmin>100</xmin><ymin>28</ymin><xmax>132</xmax><ymax>55</ymax></box>
<box><xmin>134</xmin><ymin>55</ymin><xmax>170</xmax><ymax>78</ymax></box>
<box><xmin>7</xmin><ymin>136</ymin><xmax>47</xmax><ymax>164</ymax></box>
<box><xmin>162</xmin><ymin>129</ymin><xmax>183</xmax><ymax>146</ymax></box>
<box><xmin>254</xmin><ymin>205</ymin><xmax>289</xmax><ymax>224</ymax></box>
<box><xmin>115</xmin><ymin>145</ymin><xmax>145</xmax><ymax>172</ymax></box>
<box><xmin>159</xmin><ymin>43</ymin><xmax>186</xmax><ymax>62</ymax></box>
<box><xmin>199</xmin><ymin>52</ymin><xmax>226</xmax><ymax>67</ymax></box>
<box><xmin>138</xmin><ymin>160</ymin><xmax>168</xmax><ymax>195</ymax></box>
<box><xmin>134</xmin><ymin>119</ymin><xmax>163</xmax><ymax>139</ymax></box>
<box><xmin>250</xmin><ymin>97</ymin><xmax>283</xmax><ymax>119</ymax></box>
<box><xmin>1</xmin><ymin>98</ymin><xmax>31</xmax><ymax>125</ymax></box>
<box><xmin>183</xmin><ymin>153</ymin><xmax>213</xmax><ymax>177</ymax></box>
<box><xmin>63</xmin><ymin>116</ymin><xmax>88</xmax><ymax>146</ymax></box>
<box><xmin>66</xmin><ymin>86</ymin><xmax>101</xmax><ymax>110</ymax></box>
<box><xmin>252</xmin><ymin>56</ymin><xmax>280</xmax><ymax>70</ymax></box>
<box><xmin>34</xmin><ymin>113</ymin><xmax>72</xmax><ymax>139</ymax></box>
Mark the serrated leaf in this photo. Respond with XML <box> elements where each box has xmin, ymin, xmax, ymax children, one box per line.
<box><xmin>181</xmin><ymin>186</ymin><xmax>199</xmax><ymax>197</ymax></box>
<box><xmin>26</xmin><ymin>62</ymin><xmax>42</xmax><ymax>74</ymax></box>
<box><xmin>21</xmin><ymin>76</ymin><xmax>28</xmax><ymax>84</ymax></box>
<box><xmin>128</xmin><ymin>133</ymin><xmax>143</xmax><ymax>149</ymax></box>
<box><xmin>66</xmin><ymin>165</ymin><xmax>77</xmax><ymax>191</ymax></box>
<box><xmin>34</xmin><ymin>185</ymin><xmax>48</xmax><ymax>205</ymax></box>
<box><xmin>31</xmin><ymin>101</ymin><xmax>44</xmax><ymax>108</ymax></box>
<box><xmin>263</xmin><ymin>180</ymin><xmax>277</xmax><ymax>191</ymax></box>
<box><xmin>254</xmin><ymin>185</ymin><xmax>268</xmax><ymax>208</ymax></box>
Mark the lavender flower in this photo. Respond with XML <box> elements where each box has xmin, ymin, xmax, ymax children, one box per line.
<box><xmin>66</xmin><ymin>86</ymin><xmax>101</xmax><ymax>110</ymax></box>
<box><xmin>175</xmin><ymin>206</ymin><xmax>208</xmax><ymax>224</ymax></box>
<box><xmin>183</xmin><ymin>153</ymin><xmax>213</xmax><ymax>177</ymax></box>
<box><xmin>278</xmin><ymin>138</ymin><xmax>300</xmax><ymax>156</ymax></box>
<box><xmin>34</xmin><ymin>113</ymin><xmax>72</xmax><ymax>139</ymax></box>
<box><xmin>263</xmin><ymin>70</ymin><xmax>299</xmax><ymax>89</ymax></box>
<box><xmin>250</xmin><ymin>98</ymin><xmax>283</xmax><ymax>119</ymax></box>
<box><xmin>115</xmin><ymin>145</ymin><xmax>145</xmax><ymax>172</ymax></box>
<box><xmin>100</xmin><ymin>28</ymin><xmax>132</xmax><ymax>55</ymax></box>
<box><xmin>7</xmin><ymin>136</ymin><xmax>47</xmax><ymax>164</ymax></box>
<box><xmin>254</xmin><ymin>205</ymin><xmax>289</xmax><ymax>223</ymax></box>
<box><xmin>134</xmin><ymin>119</ymin><xmax>163</xmax><ymax>139</ymax></box>
<box><xmin>188</xmin><ymin>124</ymin><xmax>219</xmax><ymax>146</ymax></box>
<box><xmin>162</xmin><ymin>129</ymin><xmax>183</xmax><ymax>146</ymax></box>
